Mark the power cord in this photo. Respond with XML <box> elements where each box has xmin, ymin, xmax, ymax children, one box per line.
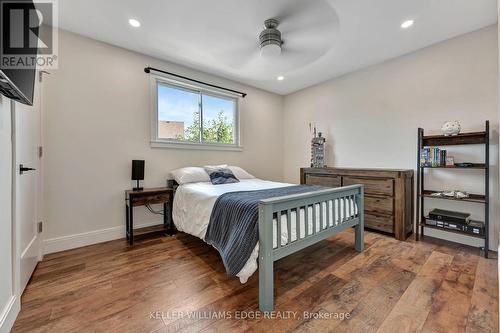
<box><xmin>145</xmin><ymin>204</ymin><xmax>164</xmax><ymax>215</ymax></box>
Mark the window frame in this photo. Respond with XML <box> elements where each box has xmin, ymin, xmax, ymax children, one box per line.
<box><xmin>150</xmin><ymin>74</ymin><xmax>242</xmax><ymax>151</ymax></box>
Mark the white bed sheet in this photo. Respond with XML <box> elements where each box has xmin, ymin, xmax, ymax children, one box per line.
<box><xmin>172</xmin><ymin>179</ymin><xmax>356</xmax><ymax>283</ymax></box>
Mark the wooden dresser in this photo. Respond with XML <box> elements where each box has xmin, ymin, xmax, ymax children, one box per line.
<box><xmin>300</xmin><ymin>167</ymin><xmax>414</xmax><ymax>240</ymax></box>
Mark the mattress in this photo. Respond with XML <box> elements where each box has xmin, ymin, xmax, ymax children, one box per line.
<box><xmin>172</xmin><ymin>179</ymin><xmax>356</xmax><ymax>283</ymax></box>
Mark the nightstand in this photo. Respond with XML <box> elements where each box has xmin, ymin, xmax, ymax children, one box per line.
<box><xmin>125</xmin><ymin>187</ymin><xmax>174</xmax><ymax>245</ymax></box>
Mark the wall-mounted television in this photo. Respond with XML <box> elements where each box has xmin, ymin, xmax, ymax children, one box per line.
<box><xmin>0</xmin><ymin>68</ymin><xmax>36</xmax><ymax>106</ymax></box>
<box><xmin>0</xmin><ymin>0</ymin><xmax>38</xmax><ymax>106</ymax></box>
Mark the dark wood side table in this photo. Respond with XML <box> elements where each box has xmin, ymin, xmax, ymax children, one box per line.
<box><xmin>125</xmin><ymin>187</ymin><xmax>173</xmax><ymax>245</ymax></box>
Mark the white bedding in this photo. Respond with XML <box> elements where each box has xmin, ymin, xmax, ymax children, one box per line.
<box><xmin>172</xmin><ymin>179</ymin><xmax>356</xmax><ymax>283</ymax></box>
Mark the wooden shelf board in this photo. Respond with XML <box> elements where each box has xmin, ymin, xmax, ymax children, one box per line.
<box><xmin>133</xmin><ymin>224</ymin><xmax>167</xmax><ymax>236</ymax></box>
<box><xmin>422</xmin><ymin>131</ymin><xmax>487</xmax><ymax>146</ymax></box>
<box><xmin>421</xmin><ymin>164</ymin><xmax>486</xmax><ymax>169</ymax></box>
<box><xmin>420</xmin><ymin>190</ymin><xmax>486</xmax><ymax>203</ymax></box>
<box><xmin>419</xmin><ymin>222</ymin><xmax>485</xmax><ymax>239</ymax></box>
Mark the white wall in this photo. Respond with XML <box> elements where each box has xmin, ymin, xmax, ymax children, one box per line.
<box><xmin>0</xmin><ymin>97</ymin><xmax>17</xmax><ymax>333</ymax></box>
<box><xmin>42</xmin><ymin>30</ymin><xmax>284</xmax><ymax>252</ymax></box>
<box><xmin>283</xmin><ymin>26</ymin><xmax>499</xmax><ymax>248</ymax></box>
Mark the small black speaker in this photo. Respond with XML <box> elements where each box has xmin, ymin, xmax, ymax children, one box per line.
<box><xmin>131</xmin><ymin>160</ymin><xmax>145</xmax><ymax>191</ymax></box>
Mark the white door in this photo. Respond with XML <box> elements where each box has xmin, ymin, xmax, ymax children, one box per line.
<box><xmin>13</xmin><ymin>75</ymin><xmax>42</xmax><ymax>294</ymax></box>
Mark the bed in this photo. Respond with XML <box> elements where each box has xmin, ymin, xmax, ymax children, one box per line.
<box><xmin>169</xmin><ymin>174</ymin><xmax>364</xmax><ymax>312</ymax></box>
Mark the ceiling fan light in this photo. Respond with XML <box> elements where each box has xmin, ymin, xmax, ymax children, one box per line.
<box><xmin>259</xmin><ymin>18</ymin><xmax>282</xmax><ymax>58</ymax></box>
<box><xmin>260</xmin><ymin>43</ymin><xmax>281</xmax><ymax>57</ymax></box>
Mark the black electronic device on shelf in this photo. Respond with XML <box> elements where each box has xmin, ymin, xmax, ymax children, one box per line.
<box><xmin>428</xmin><ymin>209</ymin><xmax>470</xmax><ymax>224</ymax></box>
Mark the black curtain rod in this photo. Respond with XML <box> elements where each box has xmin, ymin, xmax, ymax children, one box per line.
<box><xmin>144</xmin><ymin>67</ymin><xmax>246</xmax><ymax>98</ymax></box>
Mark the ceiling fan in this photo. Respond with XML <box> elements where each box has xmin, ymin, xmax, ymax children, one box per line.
<box><xmin>259</xmin><ymin>18</ymin><xmax>283</xmax><ymax>57</ymax></box>
<box><xmin>211</xmin><ymin>0</ymin><xmax>339</xmax><ymax>75</ymax></box>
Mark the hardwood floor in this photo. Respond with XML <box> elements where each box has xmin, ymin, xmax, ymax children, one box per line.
<box><xmin>12</xmin><ymin>230</ymin><xmax>498</xmax><ymax>333</ymax></box>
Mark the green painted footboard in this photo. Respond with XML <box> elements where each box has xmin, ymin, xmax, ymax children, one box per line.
<box><xmin>258</xmin><ymin>185</ymin><xmax>365</xmax><ymax>312</ymax></box>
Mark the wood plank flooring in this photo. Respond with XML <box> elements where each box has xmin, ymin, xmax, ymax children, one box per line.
<box><xmin>12</xmin><ymin>230</ymin><xmax>498</xmax><ymax>333</ymax></box>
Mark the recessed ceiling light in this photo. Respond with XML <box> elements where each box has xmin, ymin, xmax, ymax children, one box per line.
<box><xmin>129</xmin><ymin>19</ymin><xmax>141</xmax><ymax>28</ymax></box>
<box><xmin>277</xmin><ymin>76</ymin><xmax>284</xmax><ymax>81</ymax></box>
<box><xmin>401</xmin><ymin>19</ymin><xmax>414</xmax><ymax>29</ymax></box>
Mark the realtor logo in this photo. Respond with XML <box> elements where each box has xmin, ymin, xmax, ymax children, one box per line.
<box><xmin>1</xmin><ymin>0</ymin><xmax>58</xmax><ymax>69</ymax></box>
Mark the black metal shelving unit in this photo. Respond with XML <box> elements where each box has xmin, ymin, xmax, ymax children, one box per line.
<box><xmin>416</xmin><ymin>121</ymin><xmax>490</xmax><ymax>258</ymax></box>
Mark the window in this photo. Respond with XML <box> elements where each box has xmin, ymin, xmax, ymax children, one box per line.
<box><xmin>151</xmin><ymin>76</ymin><xmax>240</xmax><ymax>150</ymax></box>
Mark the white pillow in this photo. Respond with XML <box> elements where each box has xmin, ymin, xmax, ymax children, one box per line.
<box><xmin>203</xmin><ymin>164</ymin><xmax>228</xmax><ymax>169</ymax></box>
<box><xmin>170</xmin><ymin>167</ymin><xmax>210</xmax><ymax>185</ymax></box>
<box><xmin>228</xmin><ymin>166</ymin><xmax>255</xmax><ymax>179</ymax></box>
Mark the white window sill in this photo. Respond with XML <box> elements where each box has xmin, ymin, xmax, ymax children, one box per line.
<box><xmin>151</xmin><ymin>141</ymin><xmax>243</xmax><ymax>151</ymax></box>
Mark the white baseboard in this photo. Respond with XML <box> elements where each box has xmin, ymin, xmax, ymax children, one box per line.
<box><xmin>43</xmin><ymin>220</ymin><xmax>163</xmax><ymax>255</ymax></box>
<box><xmin>0</xmin><ymin>295</ymin><xmax>20</xmax><ymax>333</ymax></box>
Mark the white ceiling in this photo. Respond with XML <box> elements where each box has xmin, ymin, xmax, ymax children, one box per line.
<box><xmin>58</xmin><ymin>0</ymin><xmax>497</xmax><ymax>95</ymax></box>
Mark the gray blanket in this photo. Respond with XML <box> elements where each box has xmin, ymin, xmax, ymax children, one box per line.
<box><xmin>205</xmin><ymin>185</ymin><xmax>323</xmax><ymax>276</ymax></box>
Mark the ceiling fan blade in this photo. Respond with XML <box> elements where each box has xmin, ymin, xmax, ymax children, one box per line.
<box><xmin>213</xmin><ymin>45</ymin><xmax>260</xmax><ymax>69</ymax></box>
<box><xmin>277</xmin><ymin>0</ymin><xmax>340</xmax><ymax>36</ymax></box>
<box><xmin>281</xmin><ymin>17</ymin><xmax>340</xmax><ymax>37</ymax></box>
<box><xmin>273</xmin><ymin>0</ymin><xmax>314</xmax><ymax>22</ymax></box>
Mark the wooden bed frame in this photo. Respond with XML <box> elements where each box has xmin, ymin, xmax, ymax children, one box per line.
<box><xmin>167</xmin><ymin>180</ymin><xmax>365</xmax><ymax>312</ymax></box>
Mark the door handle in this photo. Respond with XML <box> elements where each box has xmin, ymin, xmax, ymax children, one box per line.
<box><xmin>20</xmin><ymin>164</ymin><xmax>36</xmax><ymax>175</ymax></box>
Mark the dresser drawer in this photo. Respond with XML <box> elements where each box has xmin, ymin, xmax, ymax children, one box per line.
<box><xmin>305</xmin><ymin>174</ymin><xmax>341</xmax><ymax>187</ymax></box>
<box><xmin>364</xmin><ymin>195</ymin><xmax>393</xmax><ymax>215</ymax></box>
<box><xmin>365</xmin><ymin>213</ymin><xmax>394</xmax><ymax>233</ymax></box>
<box><xmin>342</xmin><ymin>176</ymin><xmax>394</xmax><ymax>196</ymax></box>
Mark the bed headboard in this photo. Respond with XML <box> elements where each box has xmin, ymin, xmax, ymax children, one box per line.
<box><xmin>167</xmin><ymin>179</ymin><xmax>179</xmax><ymax>191</ymax></box>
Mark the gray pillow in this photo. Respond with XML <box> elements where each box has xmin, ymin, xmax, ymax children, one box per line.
<box><xmin>204</xmin><ymin>167</ymin><xmax>240</xmax><ymax>185</ymax></box>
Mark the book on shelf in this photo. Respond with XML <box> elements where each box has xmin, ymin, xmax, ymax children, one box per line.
<box><xmin>420</xmin><ymin>147</ymin><xmax>447</xmax><ymax>167</ymax></box>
